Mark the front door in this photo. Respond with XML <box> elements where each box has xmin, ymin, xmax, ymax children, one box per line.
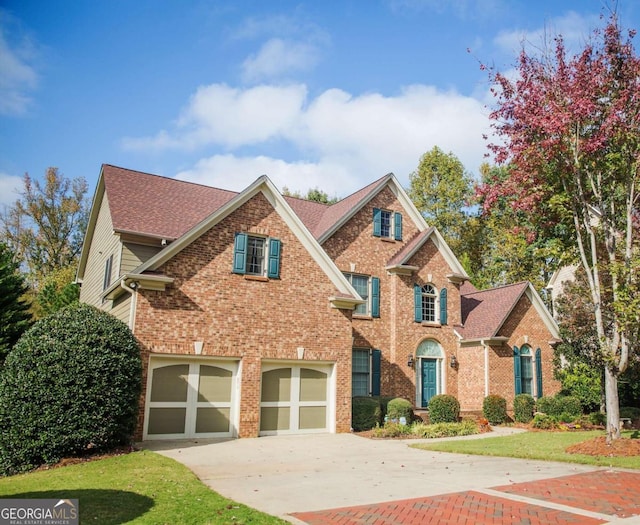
<box><xmin>421</xmin><ymin>358</ymin><xmax>437</xmax><ymax>407</ymax></box>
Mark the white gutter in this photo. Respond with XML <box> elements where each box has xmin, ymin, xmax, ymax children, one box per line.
<box><xmin>482</xmin><ymin>339</ymin><xmax>490</xmax><ymax>398</ymax></box>
<box><xmin>119</xmin><ymin>278</ymin><xmax>138</xmax><ymax>331</ymax></box>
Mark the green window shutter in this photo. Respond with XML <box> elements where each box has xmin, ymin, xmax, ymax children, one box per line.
<box><xmin>371</xmin><ymin>277</ymin><xmax>380</xmax><ymax>318</ymax></box>
<box><xmin>414</xmin><ymin>284</ymin><xmax>422</xmax><ymax>322</ymax></box>
<box><xmin>371</xmin><ymin>349</ymin><xmax>381</xmax><ymax>396</ymax></box>
<box><xmin>373</xmin><ymin>208</ymin><xmax>382</xmax><ymax>237</ymax></box>
<box><xmin>535</xmin><ymin>347</ymin><xmax>543</xmax><ymax>398</ymax></box>
<box><xmin>267</xmin><ymin>238</ymin><xmax>281</xmax><ymax>279</ymax></box>
<box><xmin>394</xmin><ymin>212</ymin><xmax>402</xmax><ymax>241</ymax></box>
<box><xmin>513</xmin><ymin>346</ymin><xmax>522</xmax><ymax>395</ymax></box>
<box><xmin>439</xmin><ymin>287</ymin><xmax>448</xmax><ymax>325</ymax></box>
<box><xmin>233</xmin><ymin>233</ymin><xmax>247</xmax><ymax>274</ymax></box>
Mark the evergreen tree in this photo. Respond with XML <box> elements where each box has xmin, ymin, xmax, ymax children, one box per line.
<box><xmin>0</xmin><ymin>242</ymin><xmax>31</xmax><ymax>362</ymax></box>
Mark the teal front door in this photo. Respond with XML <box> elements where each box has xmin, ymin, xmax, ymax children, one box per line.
<box><xmin>421</xmin><ymin>359</ymin><xmax>438</xmax><ymax>407</ymax></box>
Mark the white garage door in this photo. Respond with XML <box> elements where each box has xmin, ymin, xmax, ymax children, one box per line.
<box><xmin>259</xmin><ymin>363</ymin><xmax>333</xmax><ymax>435</ymax></box>
<box><xmin>144</xmin><ymin>358</ymin><xmax>238</xmax><ymax>439</ymax></box>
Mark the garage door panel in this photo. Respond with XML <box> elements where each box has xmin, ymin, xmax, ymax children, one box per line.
<box><xmin>260</xmin><ymin>407</ymin><xmax>290</xmax><ymax>431</ymax></box>
<box><xmin>300</xmin><ymin>368</ymin><xmax>327</xmax><ymax>401</ymax></box>
<box><xmin>261</xmin><ymin>368</ymin><xmax>291</xmax><ymax>402</ymax></box>
<box><xmin>198</xmin><ymin>365</ymin><xmax>232</xmax><ymax>402</ymax></box>
<box><xmin>150</xmin><ymin>364</ymin><xmax>189</xmax><ymax>402</ymax></box>
<box><xmin>299</xmin><ymin>406</ymin><xmax>326</xmax><ymax>429</ymax></box>
<box><xmin>195</xmin><ymin>407</ymin><xmax>231</xmax><ymax>433</ymax></box>
<box><xmin>148</xmin><ymin>407</ymin><xmax>186</xmax><ymax>435</ymax></box>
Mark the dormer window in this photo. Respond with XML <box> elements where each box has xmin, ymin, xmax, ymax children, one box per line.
<box><xmin>373</xmin><ymin>208</ymin><xmax>402</xmax><ymax>240</ymax></box>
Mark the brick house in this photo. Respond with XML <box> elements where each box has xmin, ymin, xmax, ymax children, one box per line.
<box><xmin>77</xmin><ymin>164</ymin><xmax>561</xmax><ymax>440</ymax></box>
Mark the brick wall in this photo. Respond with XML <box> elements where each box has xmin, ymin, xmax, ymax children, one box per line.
<box><xmin>133</xmin><ymin>192</ymin><xmax>353</xmax><ymax>438</ymax></box>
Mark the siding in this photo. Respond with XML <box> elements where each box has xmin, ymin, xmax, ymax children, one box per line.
<box><xmin>121</xmin><ymin>243</ymin><xmax>161</xmax><ymax>273</ymax></box>
<box><xmin>78</xmin><ymin>193</ymin><xmax>122</xmax><ymax>309</ymax></box>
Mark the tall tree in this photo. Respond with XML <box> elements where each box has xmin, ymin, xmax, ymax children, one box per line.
<box><xmin>409</xmin><ymin>146</ymin><xmax>473</xmax><ymax>253</ymax></box>
<box><xmin>480</xmin><ymin>13</ymin><xmax>640</xmax><ymax>441</ymax></box>
<box><xmin>1</xmin><ymin>167</ymin><xmax>88</xmax><ymax>284</ymax></box>
<box><xmin>0</xmin><ymin>242</ymin><xmax>32</xmax><ymax>362</ymax></box>
<box><xmin>282</xmin><ymin>186</ymin><xmax>339</xmax><ymax>204</ymax></box>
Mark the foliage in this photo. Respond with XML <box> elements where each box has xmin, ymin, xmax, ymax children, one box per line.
<box><xmin>371</xmin><ymin>421</ymin><xmax>412</xmax><ymax>438</ymax></box>
<box><xmin>386</xmin><ymin>397</ymin><xmax>413</xmax><ymax>422</ymax></box>
<box><xmin>413</xmin><ymin>430</ymin><xmax>640</xmax><ymax>469</ymax></box>
<box><xmin>32</xmin><ymin>265</ymin><xmax>79</xmax><ymax>319</ymax></box>
<box><xmin>0</xmin><ymin>168</ymin><xmax>88</xmax><ymax>283</ymax></box>
<box><xmin>427</xmin><ymin>394</ymin><xmax>460</xmax><ymax>424</ymax></box>
<box><xmin>588</xmin><ymin>412</ymin><xmax>606</xmax><ymax>426</ymax></box>
<box><xmin>536</xmin><ymin>395</ymin><xmax>582</xmax><ymax>420</ymax></box>
<box><xmin>282</xmin><ymin>186</ymin><xmax>339</xmax><ymax>204</ymax></box>
<box><xmin>408</xmin><ymin>146</ymin><xmax>474</xmax><ymax>254</ymax></box>
<box><xmin>555</xmin><ymin>362</ymin><xmax>602</xmax><ymax>413</ymax></box>
<box><xmin>531</xmin><ymin>413</ymin><xmax>558</xmax><ymax>430</ymax></box>
<box><xmin>0</xmin><ymin>304</ymin><xmax>142</xmax><ymax>476</ymax></box>
<box><xmin>411</xmin><ymin>419</ymin><xmax>478</xmax><ymax>438</ymax></box>
<box><xmin>480</xmin><ymin>13</ymin><xmax>640</xmax><ymax>440</ymax></box>
<box><xmin>0</xmin><ymin>243</ymin><xmax>32</xmax><ymax>363</ymax></box>
<box><xmin>620</xmin><ymin>407</ymin><xmax>640</xmax><ymax>420</ymax></box>
<box><xmin>482</xmin><ymin>394</ymin><xmax>507</xmax><ymax>425</ymax></box>
<box><xmin>513</xmin><ymin>393</ymin><xmax>535</xmax><ymax>423</ymax></box>
<box><xmin>352</xmin><ymin>397</ymin><xmax>382</xmax><ymax>431</ymax></box>
<box><xmin>0</xmin><ymin>451</ymin><xmax>288</xmax><ymax>524</ymax></box>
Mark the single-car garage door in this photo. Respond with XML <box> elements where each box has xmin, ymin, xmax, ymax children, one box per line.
<box><xmin>260</xmin><ymin>363</ymin><xmax>334</xmax><ymax>435</ymax></box>
<box><xmin>144</xmin><ymin>358</ymin><xmax>238</xmax><ymax>439</ymax></box>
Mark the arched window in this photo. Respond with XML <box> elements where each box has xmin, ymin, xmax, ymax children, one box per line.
<box><xmin>421</xmin><ymin>284</ymin><xmax>437</xmax><ymax>322</ymax></box>
<box><xmin>519</xmin><ymin>345</ymin><xmax>533</xmax><ymax>395</ymax></box>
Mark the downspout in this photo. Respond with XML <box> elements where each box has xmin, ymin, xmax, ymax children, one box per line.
<box><xmin>120</xmin><ymin>278</ymin><xmax>138</xmax><ymax>331</ymax></box>
<box><xmin>481</xmin><ymin>339</ymin><xmax>490</xmax><ymax>398</ymax></box>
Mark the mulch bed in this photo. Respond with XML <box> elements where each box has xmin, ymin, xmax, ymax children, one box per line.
<box><xmin>566</xmin><ymin>436</ymin><xmax>640</xmax><ymax>457</ymax></box>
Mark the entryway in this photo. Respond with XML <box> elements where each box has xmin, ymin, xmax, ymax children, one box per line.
<box><xmin>416</xmin><ymin>339</ymin><xmax>445</xmax><ymax>408</ymax></box>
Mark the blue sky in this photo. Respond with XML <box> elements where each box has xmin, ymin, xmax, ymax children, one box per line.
<box><xmin>1</xmin><ymin>0</ymin><xmax>639</xmax><ymax>207</ymax></box>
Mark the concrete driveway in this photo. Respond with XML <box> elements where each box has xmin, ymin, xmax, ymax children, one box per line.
<box><xmin>140</xmin><ymin>430</ymin><xmax>640</xmax><ymax>523</ymax></box>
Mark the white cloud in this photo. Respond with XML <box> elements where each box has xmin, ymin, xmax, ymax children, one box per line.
<box><xmin>0</xmin><ymin>173</ymin><xmax>23</xmax><ymax>208</ymax></box>
<box><xmin>241</xmin><ymin>38</ymin><xmax>319</xmax><ymax>82</ymax></box>
<box><xmin>122</xmin><ymin>83</ymin><xmax>308</xmax><ymax>151</ymax></box>
<box><xmin>143</xmin><ymin>82</ymin><xmax>491</xmax><ymax>197</ymax></box>
<box><xmin>0</xmin><ymin>15</ymin><xmax>38</xmax><ymax>116</ymax></box>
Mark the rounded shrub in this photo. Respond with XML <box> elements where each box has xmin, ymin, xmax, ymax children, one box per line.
<box><xmin>513</xmin><ymin>393</ymin><xmax>535</xmax><ymax>423</ymax></box>
<box><xmin>531</xmin><ymin>413</ymin><xmax>558</xmax><ymax>430</ymax></box>
<box><xmin>557</xmin><ymin>396</ymin><xmax>582</xmax><ymax>419</ymax></box>
<box><xmin>0</xmin><ymin>304</ymin><xmax>142</xmax><ymax>476</ymax></box>
<box><xmin>482</xmin><ymin>394</ymin><xmax>507</xmax><ymax>425</ymax></box>
<box><xmin>352</xmin><ymin>397</ymin><xmax>382</xmax><ymax>431</ymax></box>
<box><xmin>535</xmin><ymin>395</ymin><xmax>557</xmax><ymax>416</ymax></box>
<box><xmin>386</xmin><ymin>397</ymin><xmax>413</xmax><ymax>423</ymax></box>
<box><xmin>428</xmin><ymin>394</ymin><xmax>460</xmax><ymax>423</ymax></box>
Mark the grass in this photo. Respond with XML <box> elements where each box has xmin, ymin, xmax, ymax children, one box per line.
<box><xmin>411</xmin><ymin>429</ymin><xmax>640</xmax><ymax>469</ymax></box>
<box><xmin>0</xmin><ymin>450</ymin><xmax>287</xmax><ymax>525</ymax></box>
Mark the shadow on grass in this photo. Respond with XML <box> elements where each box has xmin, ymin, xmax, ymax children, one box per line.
<box><xmin>6</xmin><ymin>489</ymin><xmax>154</xmax><ymax>524</ymax></box>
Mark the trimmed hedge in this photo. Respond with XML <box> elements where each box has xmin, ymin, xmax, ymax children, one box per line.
<box><xmin>386</xmin><ymin>397</ymin><xmax>413</xmax><ymax>422</ymax></box>
<box><xmin>536</xmin><ymin>395</ymin><xmax>582</xmax><ymax>419</ymax></box>
<box><xmin>483</xmin><ymin>394</ymin><xmax>507</xmax><ymax>425</ymax></box>
<box><xmin>514</xmin><ymin>394</ymin><xmax>535</xmax><ymax>423</ymax></box>
<box><xmin>0</xmin><ymin>304</ymin><xmax>142</xmax><ymax>476</ymax></box>
<box><xmin>352</xmin><ymin>397</ymin><xmax>382</xmax><ymax>431</ymax></box>
<box><xmin>428</xmin><ymin>394</ymin><xmax>460</xmax><ymax>423</ymax></box>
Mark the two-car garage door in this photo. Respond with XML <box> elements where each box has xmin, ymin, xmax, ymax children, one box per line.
<box><xmin>144</xmin><ymin>357</ymin><xmax>333</xmax><ymax>439</ymax></box>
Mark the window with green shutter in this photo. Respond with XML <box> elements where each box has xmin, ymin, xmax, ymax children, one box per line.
<box><xmin>344</xmin><ymin>273</ymin><xmax>379</xmax><ymax>317</ymax></box>
<box><xmin>233</xmin><ymin>234</ymin><xmax>281</xmax><ymax>278</ymax></box>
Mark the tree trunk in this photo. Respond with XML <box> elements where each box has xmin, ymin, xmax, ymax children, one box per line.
<box><xmin>604</xmin><ymin>366</ymin><xmax>621</xmax><ymax>443</ymax></box>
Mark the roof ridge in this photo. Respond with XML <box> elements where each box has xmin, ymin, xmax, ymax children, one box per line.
<box><xmin>462</xmin><ymin>280</ymin><xmax>529</xmax><ymax>297</ymax></box>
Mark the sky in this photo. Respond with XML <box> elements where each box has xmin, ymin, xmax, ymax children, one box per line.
<box><xmin>1</xmin><ymin>0</ymin><xmax>639</xmax><ymax>208</ymax></box>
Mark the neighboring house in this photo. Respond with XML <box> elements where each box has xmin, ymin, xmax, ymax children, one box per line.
<box><xmin>77</xmin><ymin>164</ymin><xmax>561</xmax><ymax>440</ymax></box>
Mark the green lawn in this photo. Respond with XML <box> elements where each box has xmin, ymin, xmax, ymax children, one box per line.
<box><xmin>0</xmin><ymin>450</ymin><xmax>287</xmax><ymax>525</ymax></box>
<box><xmin>412</xmin><ymin>430</ymin><xmax>640</xmax><ymax>469</ymax></box>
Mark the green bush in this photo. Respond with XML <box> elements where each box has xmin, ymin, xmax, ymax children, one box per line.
<box><xmin>386</xmin><ymin>397</ymin><xmax>413</xmax><ymax>423</ymax></box>
<box><xmin>371</xmin><ymin>422</ymin><xmax>412</xmax><ymax>438</ymax></box>
<box><xmin>513</xmin><ymin>394</ymin><xmax>535</xmax><ymax>423</ymax></box>
<box><xmin>0</xmin><ymin>304</ymin><xmax>142</xmax><ymax>476</ymax></box>
<box><xmin>535</xmin><ymin>395</ymin><xmax>557</xmax><ymax>415</ymax></box>
<box><xmin>588</xmin><ymin>412</ymin><xmax>606</xmax><ymax>426</ymax></box>
<box><xmin>531</xmin><ymin>413</ymin><xmax>558</xmax><ymax>430</ymax></box>
<box><xmin>352</xmin><ymin>397</ymin><xmax>382</xmax><ymax>431</ymax></box>
<box><xmin>411</xmin><ymin>419</ymin><xmax>478</xmax><ymax>438</ymax></box>
<box><xmin>536</xmin><ymin>395</ymin><xmax>582</xmax><ymax>419</ymax></box>
<box><xmin>482</xmin><ymin>394</ymin><xmax>507</xmax><ymax>425</ymax></box>
<box><xmin>428</xmin><ymin>394</ymin><xmax>460</xmax><ymax>423</ymax></box>
<box><xmin>376</xmin><ymin>396</ymin><xmax>396</xmax><ymax>420</ymax></box>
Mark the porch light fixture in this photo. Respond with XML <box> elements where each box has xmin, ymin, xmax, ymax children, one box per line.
<box><xmin>407</xmin><ymin>354</ymin><xmax>414</xmax><ymax>368</ymax></box>
<box><xmin>450</xmin><ymin>354</ymin><xmax>458</xmax><ymax>369</ymax></box>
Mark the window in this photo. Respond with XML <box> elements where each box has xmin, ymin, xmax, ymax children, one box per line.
<box><xmin>343</xmin><ymin>273</ymin><xmax>380</xmax><ymax>317</ymax></box>
<box><xmin>373</xmin><ymin>208</ymin><xmax>402</xmax><ymax>240</ymax></box>
<box><xmin>514</xmin><ymin>345</ymin><xmax>543</xmax><ymax>397</ymax></box>
<box><xmin>352</xmin><ymin>348</ymin><xmax>380</xmax><ymax>397</ymax></box>
<box><xmin>102</xmin><ymin>254</ymin><xmax>113</xmax><ymax>291</ymax></box>
<box><xmin>414</xmin><ymin>284</ymin><xmax>447</xmax><ymax>324</ymax></box>
<box><xmin>233</xmin><ymin>233</ymin><xmax>281</xmax><ymax>278</ymax></box>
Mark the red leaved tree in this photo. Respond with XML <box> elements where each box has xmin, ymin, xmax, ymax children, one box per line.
<box><xmin>479</xmin><ymin>13</ymin><xmax>640</xmax><ymax>441</ymax></box>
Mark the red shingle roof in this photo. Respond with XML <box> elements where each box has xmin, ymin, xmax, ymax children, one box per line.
<box><xmin>459</xmin><ymin>281</ymin><xmax>529</xmax><ymax>339</ymax></box>
<box><xmin>387</xmin><ymin>228</ymin><xmax>434</xmax><ymax>267</ymax></box>
<box><xmin>103</xmin><ymin>165</ymin><xmax>237</xmax><ymax>240</ymax></box>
